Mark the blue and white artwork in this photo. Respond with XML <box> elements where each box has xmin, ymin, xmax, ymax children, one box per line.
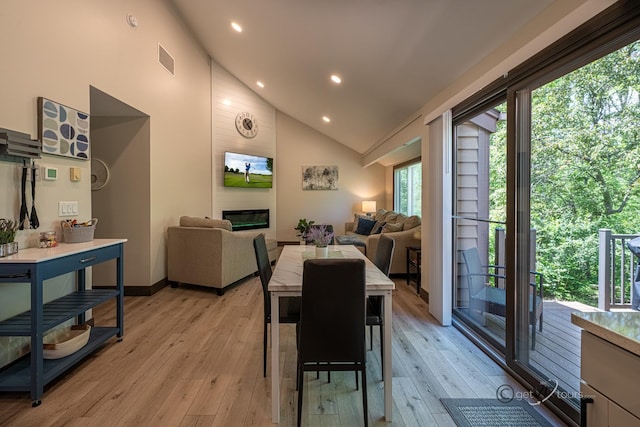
<box><xmin>38</xmin><ymin>97</ymin><xmax>90</xmax><ymax>160</ymax></box>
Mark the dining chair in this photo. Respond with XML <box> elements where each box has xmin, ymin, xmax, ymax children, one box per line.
<box><xmin>253</xmin><ymin>234</ymin><xmax>300</xmax><ymax>377</ymax></box>
<box><xmin>367</xmin><ymin>234</ymin><xmax>394</xmax><ymax>376</ymax></box>
<box><xmin>297</xmin><ymin>258</ymin><xmax>368</xmax><ymax>427</ymax></box>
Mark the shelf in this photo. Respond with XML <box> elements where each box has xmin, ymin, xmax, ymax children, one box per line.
<box><xmin>0</xmin><ymin>290</ymin><xmax>118</xmax><ymax>336</ymax></box>
<box><xmin>0</xmin><ymin>327</ymin><xmax>118</xmax><ymax>392</ymax></box>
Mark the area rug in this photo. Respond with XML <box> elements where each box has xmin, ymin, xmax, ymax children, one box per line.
<box><xmin>440</xmin><ymin>398</ymin><xmax>554</xmax><ymax>427</ymax></box>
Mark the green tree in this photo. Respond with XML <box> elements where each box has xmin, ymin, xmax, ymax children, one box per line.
<box><xmin>490</xmin><ymin>41</ymin><xmax>640</xmax><ymax>304</ymax></box>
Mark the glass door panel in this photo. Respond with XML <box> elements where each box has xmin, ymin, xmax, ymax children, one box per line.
<box><xmin>453</xmin><ymin>103</ymin><xmax>507</xmax><ymax>350</ymax></box>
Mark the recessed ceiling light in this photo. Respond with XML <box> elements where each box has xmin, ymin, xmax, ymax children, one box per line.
<box><xmin>257</xmin><ymin>81</ymin><xmax>265</xmax><ymax>88</ymax></box>
<box><xmin>322</xmin><ymin>116</ymin><xmax>331</xmax><ymax>123</ymax></box>
<box><xmin>330</xmin><ymin>74</ymin><xmax>342</xmax><ymax>84</ymax></box>
<box><xmin>222</xmin><ymin>99</ymin><xmax>231</xmax><ymax>106</ymax></box>
<box><xmin>231</xmin><ymin>22</ymin><xmax>242</xmax><ymax>32</ymax></box>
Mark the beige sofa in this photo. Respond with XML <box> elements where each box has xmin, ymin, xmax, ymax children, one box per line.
<box><xmin>343</xmin><ymin>209</ymin><xmax>421</xmax><ymax>275</ymax></box>
<box><xmin>167</xmin><ymin>216</ymin><xmax>277</xmax><ymax>295</ymax></box>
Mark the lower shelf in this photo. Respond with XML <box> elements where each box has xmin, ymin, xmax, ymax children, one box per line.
<box><xmin>0</xmin><ymin>326</ymin><xmax>119</xmax><ymax>392</ymax></box>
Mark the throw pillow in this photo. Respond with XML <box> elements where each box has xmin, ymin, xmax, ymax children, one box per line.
<box><xmin>382</xmin><ymin>222</ymin><xmax>403</xmax><ymax>233</ymax></box>
<box><xmin>371</xmin><ymin>220</ymin><xmax>386</xmax><ymax>235</ymax></box>
<box><xmin>179</xmin><ymin>216</ymin><xmax>233</xmax><ymax>231</ymax></box>
<box><xmin>375</xmin><ymin>208</ymin><xmax>390</xmax><ymax>222</ymax></box>
<box><xmin>354</xmin><ymin>217</ymin><xmax>377</xmax><ymax>235</ymax></box>
<box><xmin>353</xmin><ymin>213</ymin><xmax>372</xmax><ymax>232</ymax></box>
<box><xmin>403</xmin><ymin>215</ymin><xmax>421</xmax><ymax>230</ymax></box>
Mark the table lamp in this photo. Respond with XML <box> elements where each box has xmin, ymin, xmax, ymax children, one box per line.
<box><xmin>362</xmin><ymin>200</ymin><xmax>376</xmax><ymax>216</ymax></box>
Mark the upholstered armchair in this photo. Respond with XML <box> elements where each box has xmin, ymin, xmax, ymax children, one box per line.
<box><xmin>167</xmin><ymin>216</ymin><xmax>277</xmax><ymax>295</ymax></box>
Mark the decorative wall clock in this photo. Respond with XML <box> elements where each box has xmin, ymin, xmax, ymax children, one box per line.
<box><xmin>235</xmin><ymin>111</ymin><xmax>258</xmax><ymax>138</ymax></box>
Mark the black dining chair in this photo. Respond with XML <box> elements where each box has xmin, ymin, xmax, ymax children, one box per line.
<box><xmin>253</xmin><ymin>234</ymin><xmax>300</xmax><ymax>377</ymax></box>
<box><xmin>366</xmin><ymin>234</ymin><xmax>394</xmax><ymax>376</ymax></box>
<box><xmin>297</xmin><ymin>258</ymin><xmax>368</xmax><ymax>427</ymax></box>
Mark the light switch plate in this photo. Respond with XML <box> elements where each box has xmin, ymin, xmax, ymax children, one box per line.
<box><xmin>59</xmin><ymin>201</ymin><xmax>78</xmax><ymax>217</ymax></box>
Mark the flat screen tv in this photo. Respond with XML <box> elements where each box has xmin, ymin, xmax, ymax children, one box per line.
<box><xmin>224</xmin><ymin>151</ymin><xmax>273</xmax><ymax>188</ymax></box>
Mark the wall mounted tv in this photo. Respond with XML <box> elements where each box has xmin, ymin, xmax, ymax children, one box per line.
<box><xmin>224</xmin><ymin>151</ymin><xmax>273</xmax><ymax>188</ymax></box>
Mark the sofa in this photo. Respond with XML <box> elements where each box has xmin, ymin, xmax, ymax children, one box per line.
<box><xmin>343</xmin><ymin>209</ymin><xmax>421</xmax><ymax>275</ymax></box>
<box><xmin>167</xmin><ymin>216</ymin><xmax>277</xmax><ymax>295</ymax></box>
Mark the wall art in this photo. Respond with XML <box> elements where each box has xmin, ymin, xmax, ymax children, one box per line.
<box><xmin>302</xmin><ymin>165</ymin><xmax>338</xmax><ymax>190</ymax></box>
<box><xmin>37</xmin><ymin>97</ymin><xmax>90</xmax><ymax>160</ymax></box>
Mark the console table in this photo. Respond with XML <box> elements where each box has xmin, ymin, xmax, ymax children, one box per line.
<box><xmin>0</xmin><ymin>239</ymin><xmax>126</xmax><ymax>406</ymax></box>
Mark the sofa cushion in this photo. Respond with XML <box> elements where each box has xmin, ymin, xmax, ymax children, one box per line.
<box><xmin>179</xmin><ymin>216</ymin><xmax>232</xmax><ymax>231</ymax></box>
<box><xmin>384</xmin><ymin>213</ymin><xmax>408</xmax><ymax>225</ymax></box>
<box><xmin>403</xmin><ymin>215</ymin><xmax>421</xmax><ymax>230</ymax></box>
<box><xmin>354</xmin><ymin>216</ymin><xmax>377</xmax><ymax>235</ymax></box>
<box><xmin>382</xmin><ymin>222</ymin><xmax>403</xmax><ymax>233</ymax></box>
<box><xmin>375</xmin><ymin>209</ymin><xmax>390</xmax><ymax>222</ymax></box>
<box><xmin>371</xmin><ymin>220</ymin><xmax>386</xmax><ymax>235</ymax></box>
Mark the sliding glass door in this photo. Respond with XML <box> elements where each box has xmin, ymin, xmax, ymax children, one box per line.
<box><xmin>450</xmin><ymin>4</ymin><xmax>640</xmax><ymax>422</ymax></box>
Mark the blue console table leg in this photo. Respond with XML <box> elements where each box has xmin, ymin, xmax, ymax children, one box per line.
<box><xmin>116</xmin><ymin>247</ymin><xmax>124</xmax><ymax>340</ymax></box>
<box><xmin>30</xmin><ymin>269</ymin><xmax>44</xmax><ymax>407</ymax></box>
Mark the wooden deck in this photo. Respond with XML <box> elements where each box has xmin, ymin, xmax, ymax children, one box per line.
<box><xmin>477</xmin><ymin>299</ymin><xmax>600</xmax><ymax>400</ymax></box>
<box><xmin>530</xmin><ymin>300</ymin><xmax>599</xmax><ymax>398</ymax></box>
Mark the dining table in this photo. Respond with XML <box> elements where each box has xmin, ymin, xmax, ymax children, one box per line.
<box><xmin>268</xmin><ymin>244</ymin><xmax>395</xmax><ymax>423</ymax></box>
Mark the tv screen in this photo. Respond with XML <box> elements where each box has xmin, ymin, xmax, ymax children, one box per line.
<box><xmin>224</xmin><ymin>151</ymin><xmax>273</xmax><ymax>188</ymax></box>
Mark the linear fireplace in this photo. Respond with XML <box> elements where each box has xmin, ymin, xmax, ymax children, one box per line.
<box><xmin>222</xmin><ymin>209</ymin><xmax>269</xmax><ymax>231</ymax></box>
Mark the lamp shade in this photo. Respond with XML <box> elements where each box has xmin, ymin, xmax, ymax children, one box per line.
<box><xmin>362</xmin><ymin>200</ymin><xmax>377</xmax><ymax>213</ymax></box>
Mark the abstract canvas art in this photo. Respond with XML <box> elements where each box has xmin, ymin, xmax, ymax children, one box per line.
<box><xmin>38</xmin><ymin>97</ymin><xmax>90</xmax><ymax>160</ymax></box>
<box><xmin>302</xmin><ymin>165</ymin><xmax>338</xmax><ymax>190</ymax></box>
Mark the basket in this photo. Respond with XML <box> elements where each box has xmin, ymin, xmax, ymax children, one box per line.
<box><xmin>43</xmin><ymin>324</ymin><xmax>91</xmax><ymax>359</ymax></box>
<box><xmin>61</xmin><ymin>218</ymin><xmax>98</xmax><ymax>243</ymax></box>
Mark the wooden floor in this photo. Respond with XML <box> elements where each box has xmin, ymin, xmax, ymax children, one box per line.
<box><xmin>0</xmin><ymin>278</ymin><xmax>566</xmax><ymax>426</ymax></box>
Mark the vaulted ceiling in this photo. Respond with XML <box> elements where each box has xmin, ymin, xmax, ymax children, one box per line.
<box><xmin>170</xmin><ymin>0</ymin><xmax>558</xmax><ymax>159</ymax></box>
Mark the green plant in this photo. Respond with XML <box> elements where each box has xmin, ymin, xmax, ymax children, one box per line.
<box><xmin>0</xmin><ymin>219</ymin><xmax>18</xmax><ymax>244</ymax></box>
<box><xmin>294</xmin><ymin>218</ymin><xmax>315</xmax><ymax>238</ymax></box>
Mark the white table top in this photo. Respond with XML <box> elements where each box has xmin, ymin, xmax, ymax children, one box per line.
<box><xmin>0</xmin><ymin>239</ymin><xmax>127</xmax><ymax>264</ymax></box>
<box><xmin>268</xmin><ymin>244</ymin><xmax>395</xmax><ymax>292</ymax></box>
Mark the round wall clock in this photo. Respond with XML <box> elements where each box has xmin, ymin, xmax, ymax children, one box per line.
<box><xmin>235</xmin><ymin>112</ymin><xmax>258</xmax><ymax>138</ymax></box>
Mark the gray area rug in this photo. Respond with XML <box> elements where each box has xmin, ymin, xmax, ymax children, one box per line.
<box><xmin>440</xmin><ymin>398</ymin><xmax>554</xmax><ymax>427</ymax></box>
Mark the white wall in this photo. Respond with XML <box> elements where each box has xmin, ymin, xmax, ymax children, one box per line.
<box><xmin>211</xmin><ymin>62</ymin><xmax>276</xmax><ymax>239</ymax></box>
<box><xmin>276</xmin><ymin>112</ymin><xmax>386</xmax><ymax>241</ymax></box>
<box><xmin>0</xmin><ymin>0</ymin><xmax>211</xmax><ymax>367</ymax></box>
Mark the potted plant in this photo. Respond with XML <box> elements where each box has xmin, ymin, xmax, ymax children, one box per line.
<box><xmin>306</xmin><ymin>224</ymin><xmax>334</xmax><ymax>258</ymax></box>
<box><xmin>294</xmin><ymin>218</ymin><xmax>315</xmax><ymax>244</ymax></box>
<box><xmin>0</xmin><ymin>219</ymin><xmax>18</xmax><ymax>257</ymax></box>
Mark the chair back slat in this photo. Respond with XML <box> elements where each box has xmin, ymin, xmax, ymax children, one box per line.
<box><xmin>253</xmin><ymin>234</ymin><xmax>272</xmax><ymax>316</ymax></box>
<box><xmin>299</xmin><ymin>258</ymin><xmax>366</xmax><ymax>363</ymax></box>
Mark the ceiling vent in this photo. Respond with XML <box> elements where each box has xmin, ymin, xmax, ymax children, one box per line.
<box><xmin>158</xmin><ymin>43</ymin><xmax>175</xmax><ymax>76</ymax></box>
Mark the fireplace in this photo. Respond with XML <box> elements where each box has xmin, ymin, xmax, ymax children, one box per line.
<box><xmin>222</xmin><ymin>209</ymin><xmax>269</xmax><ymax>231</ymax></box>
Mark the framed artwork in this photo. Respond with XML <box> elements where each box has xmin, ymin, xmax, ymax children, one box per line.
<box><xmin>37</xmin><ymin>97</ymin><xmax>90</xmax><ymax>160</ymax></box>
<box><xmin>302</xmin><ymin>165</ymin><xmax>338</xmax><ymax>190</ymax></box>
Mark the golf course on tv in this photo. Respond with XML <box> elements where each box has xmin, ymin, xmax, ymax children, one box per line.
<box><xmin>224</xmin><ymin>171</ymin><xmax>272</xmax><ymax>188</ymax></box>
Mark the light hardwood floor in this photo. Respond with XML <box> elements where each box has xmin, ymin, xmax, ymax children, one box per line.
<box><xmin>0</xmin><ymin>277</ymin><xmax>566</xmax><ymax>426</ymax></box>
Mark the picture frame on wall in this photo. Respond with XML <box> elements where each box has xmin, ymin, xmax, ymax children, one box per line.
<box><xmin>37</xmin><ymin>97</ymin><xmax>90</xmax><ymax>160</ymax></box>
<box><xmin>302</xmin><ymin>165</ymin><xmax>338</xmax><ymax>190</ymax></box>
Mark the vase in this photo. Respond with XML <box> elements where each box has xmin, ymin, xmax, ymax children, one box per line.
<box><xmin>315</xmin><ymin>245</ymin><xmax>328</xmax><ymax>258</ymax></box>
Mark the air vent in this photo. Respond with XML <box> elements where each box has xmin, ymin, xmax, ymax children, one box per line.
<box><xmin>158</xmin><ymin>43</ymin><xmax>175</xmax><ymax>76</ymax></box>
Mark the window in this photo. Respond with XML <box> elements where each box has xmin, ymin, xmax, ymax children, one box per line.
<box><xmin>394</xmin><ymin>159</ymin><xmax>421</xmax><ymax>216</ymax></box>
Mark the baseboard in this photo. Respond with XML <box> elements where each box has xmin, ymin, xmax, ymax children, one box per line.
<box><xmin>93</xmin><ymin>277</ymin><xmax>169</xmax><ymax>296</ymax></box>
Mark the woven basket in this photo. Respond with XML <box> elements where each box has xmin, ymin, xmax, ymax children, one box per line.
<box><xmin>61</xmin><ymin>218</ymin><xmax>98</xmax><ymax>243</ymax></box>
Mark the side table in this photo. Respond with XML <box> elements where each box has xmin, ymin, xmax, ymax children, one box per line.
<box><xmin>406</xmin><ymin>246</ymin><xmax>421</xmax><ymax>294</ymax></box>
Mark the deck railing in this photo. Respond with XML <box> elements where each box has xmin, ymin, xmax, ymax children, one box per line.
<box><xmin>598</xmin><ymin>229</ymin><xmax>638</xmax><ymax>311</ymax></box>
